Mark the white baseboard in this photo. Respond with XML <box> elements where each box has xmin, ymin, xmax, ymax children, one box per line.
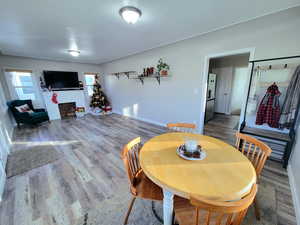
<box><xmin>112</xmin><ymin>110</ymin><xmax>166</xmax><ymax>128</ymax></box>
<box><xmin>288</xmin><ymin>164</ymin><xmax>300</xmax><ymax>225</ymax></box>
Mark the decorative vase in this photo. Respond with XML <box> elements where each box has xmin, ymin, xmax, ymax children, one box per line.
<box><xmin>160</xmin><ymin>70</ymin><xmax>168</xmax><ymax>76</ymax></box>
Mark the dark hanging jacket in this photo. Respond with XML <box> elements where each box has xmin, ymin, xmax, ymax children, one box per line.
<box><xmin>255</xmin><ymin>83</ymin><xmax>281</xmax><ymax>128</ymax></box>
<box><xmin>279</xmin><ymin>65</ymin><xmax>300</xmax><ymax>129</ymax></box>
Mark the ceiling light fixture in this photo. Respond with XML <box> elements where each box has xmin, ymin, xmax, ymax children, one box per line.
<box><xmin>119</xmin><ymin>6</ymin><xmax>142</xmax><ymax>24</ymax></box>
<box><xmin>68</xmin><ymin>50</ymin><xmax>80</xmax><ymax>57</ymax></box>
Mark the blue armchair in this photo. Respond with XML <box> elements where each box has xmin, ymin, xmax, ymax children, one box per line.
<box><xmin>7</xmin><ymin>100</ymin><xmax>50</xmax><ymax>128</ymax></box>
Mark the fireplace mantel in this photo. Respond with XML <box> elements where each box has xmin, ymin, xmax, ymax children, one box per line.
<box><xmin>42</xmin><ymin>90</ymin><xmax>86</xmax><ymax>120</ymax></box>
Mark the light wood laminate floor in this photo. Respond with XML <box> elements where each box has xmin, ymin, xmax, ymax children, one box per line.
<box><xmin>0</xmin><ymin>113</ymin><xmax>296</xmax><ymax>225</ymax></box>
<box><xmin>0</xmin><ymin>114</ymin><xmax>167</xmax><ymax>225</ymax></box>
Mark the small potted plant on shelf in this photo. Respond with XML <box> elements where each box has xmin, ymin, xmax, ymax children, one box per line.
<box><xmin>157</xmin><ymin>58</ymin><xmax>170</xmax><ymax>76</ymax></box>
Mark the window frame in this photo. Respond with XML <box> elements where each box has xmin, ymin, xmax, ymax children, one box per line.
<box><xmin>84</xmin><ymin>73</ymin><xmax>97</xmax><ymax>97</ymax></box>
<box><xmin>4</xmin><ymin>68</ymin><xmax>39</xmax><ymax>102</ymax></box>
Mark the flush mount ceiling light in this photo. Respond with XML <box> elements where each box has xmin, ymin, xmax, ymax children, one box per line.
<box><xmin>119</xmin><ymin>6</ymin><xmax>142</xmax><ymax>24</ymax></box>
<box><xmin>68</xmin><ymin>50</ymin><xmax>80</xmax><ymax>57</ymax></box>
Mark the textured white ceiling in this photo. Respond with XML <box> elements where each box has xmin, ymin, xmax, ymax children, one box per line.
<box><xmin>0</xmin><ymin>0</ymin><xmax>299</xmax><ymax>64</ymax></box>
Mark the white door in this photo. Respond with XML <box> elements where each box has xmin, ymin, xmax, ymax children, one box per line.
<box><xmin>215</xmin><ymin>67</ymin><xmax>233</xmax><ymax>114</ymax></box>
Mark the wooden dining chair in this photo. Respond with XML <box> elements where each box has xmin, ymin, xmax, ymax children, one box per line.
<box><xmin>174</xmin><ymin>184</ymin><xmax>258</xmax><ymax>225</ymax></box>
<box><xmin>235</xmin><ymin>132</ymin><xmax>272</xmax><ymax>220</ymax></box>
<box><xmin>167</xmin><ymin>123</ymin><xmax>197</xmax><ymax>133</ymax></box>
<box><xmin>121</xmin><ymin>137</ymin><xmax>163</xmax><ymax>225</ymax></box>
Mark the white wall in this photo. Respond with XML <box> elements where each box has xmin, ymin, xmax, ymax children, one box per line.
<box><xmin>102</xmin><ymin>7</ymin><xmax>300</xmax><ymax>128</ymax></box>
<box><xmin>289</xmin><ymin>120</ymin><xmax>300</xmax><ymax>224</ymax></box>
<box><xmin>0</xmin><ymin>80</ymin><xmax>13</xmax><ymax>201</ymax></box>
<box><xmin>0</xmin><ymin>71</ymin><xmax>15</xmax><ymax>164</ymax></box>
<box><xmin>231</xmin><ymin>68</ymin><xmax>249</xmax><ymax>114</ymax></box>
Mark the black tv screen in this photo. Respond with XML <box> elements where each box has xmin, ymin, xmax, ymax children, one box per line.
<box><xmin>43</xmin><ymin>71</ymin><xmax>79</xmax><ymax>89</ymax></box>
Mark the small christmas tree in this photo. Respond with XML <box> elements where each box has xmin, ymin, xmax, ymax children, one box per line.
<box><xmin>90</xmin><ymin>74</ymin><xmax>111</xmax><ymax>114</ymax></box>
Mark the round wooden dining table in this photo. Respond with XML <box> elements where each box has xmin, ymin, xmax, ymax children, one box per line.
<box><xmin>139</xmin><ymin>132</ymin><xmax>256</xmax><ymax>225</ymax></box>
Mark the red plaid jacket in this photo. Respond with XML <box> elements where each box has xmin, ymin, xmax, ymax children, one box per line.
<box><xmin>255</xmin><ymin>84</ymin><xmax>281</xmax><ymax>128</ymax></box>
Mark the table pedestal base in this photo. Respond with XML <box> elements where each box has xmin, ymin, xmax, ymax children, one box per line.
<box><xmin>163</xmin><ymin>190</ymin><xmax>174</xmax><ymax>225</ymax></box>
<box><xmin>152</xmin><ymin>201</ymin><xmax>176</xmax><ymax>224</ymax></box>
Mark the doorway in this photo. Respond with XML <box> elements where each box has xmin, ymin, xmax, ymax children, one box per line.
<box><xmin>204</xmin><ymin>53</ymin><xmax>251</xmax><ymax>145</ymax></box>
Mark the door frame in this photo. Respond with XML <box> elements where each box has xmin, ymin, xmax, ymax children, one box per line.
<box><xmin>199</xmin><ymin>47</ymin><xmax>256</xmax><ymax>134</ymax></box>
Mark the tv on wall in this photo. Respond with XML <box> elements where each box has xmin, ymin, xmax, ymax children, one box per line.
<box><xmin>43</xmin><ymin>71</ymin><xmax>80</xmax><ymax>90</ymax></box>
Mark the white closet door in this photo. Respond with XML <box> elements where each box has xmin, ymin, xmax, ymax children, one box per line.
<box><xmin>215</xmin><ymin>67</ymin><xmax>233</xmax><ymax>114</ymax></box>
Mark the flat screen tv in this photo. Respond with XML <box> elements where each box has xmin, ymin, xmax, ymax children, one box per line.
<box><xmin>43</xmin><ymin>71</ymin><xmax>80</xmax><ymax>90</ymax></box>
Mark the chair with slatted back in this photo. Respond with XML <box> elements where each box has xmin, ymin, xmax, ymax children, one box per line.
<box><xmin>121</xmin><ymin>137</ymin><xmax>163</xmax><ymax>225</ymax></box>
<box><xmin>167</xmin><ymin>123</ymin><xmax>197</xmax><ymax>133</ymax></box>
<box><xmin>174</xmin><ymin>184</ymin><xmax>258</xmax><ymax>225</ymax></box>
<box><xmin>235</xmin><ymin>132</ymin><xmax>272</xmax><ymax>220</ymax></box>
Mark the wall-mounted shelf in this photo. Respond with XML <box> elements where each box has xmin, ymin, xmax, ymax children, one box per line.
<box><xmin>110</xmin><ymin>71</ymin><xmax>170</xmax><ymax>85</ymax></box>
<box><xmin>131</xmin><ymin>73</ymin><xmax>170</xmax><ymax>85</ymax></box>
<box><xmin>111</xmin><ymin>71</ymin><xmax>136</xmax><ymax>79</ymax></box>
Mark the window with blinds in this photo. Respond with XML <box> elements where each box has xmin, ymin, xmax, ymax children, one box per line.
<box><xmin>5</xmin><ymin>69</ymin><xmax>36</xmax><ymax>101</ymax></box>
<box><xmin>84</xmin><ymin>73</ymin><xmax>97</xmax><ymax>96</ymax></box>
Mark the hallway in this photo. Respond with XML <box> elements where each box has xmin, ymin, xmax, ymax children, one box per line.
<box><xmin>204</xmin><ymin>113</ymin><xmax>240</xmax><ymax>146</ymax></box>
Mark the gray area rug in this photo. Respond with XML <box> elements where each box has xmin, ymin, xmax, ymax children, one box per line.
<box><xmin>6</xmin><ymin>145</ymin><xmax>61</xmax><ymax>178</ymax></box>
<box><xmin>76</xmin><ymin>182</ymin><xmax>277</xmax><ymax>225</ymax></box>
